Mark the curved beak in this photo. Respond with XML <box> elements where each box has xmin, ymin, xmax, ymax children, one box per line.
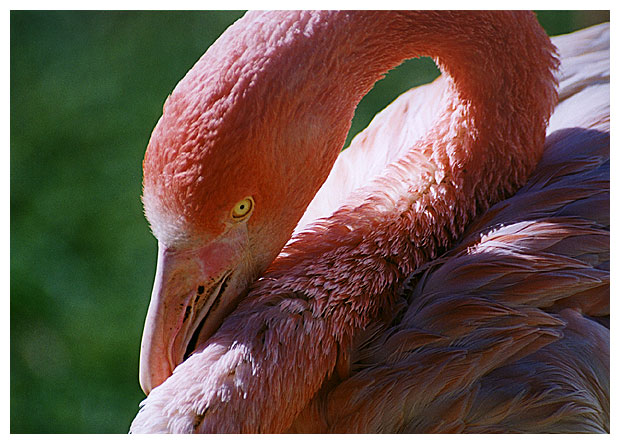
<box><xmin>139</xmin><ymin>236</ymin><xmax>251</xmax><ymax>394</ymax></box>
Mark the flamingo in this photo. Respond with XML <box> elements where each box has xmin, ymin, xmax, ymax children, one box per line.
<box><xmin>130</xmin><ymin>11</ymin><xmax>609</xmax><ymax>433</ymax></box>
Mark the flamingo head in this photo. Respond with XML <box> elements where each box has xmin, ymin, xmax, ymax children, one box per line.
<box><xmin>138</xmin><ymin>12</ymin><xmax>356</xmax><ymax>394</ymax></box>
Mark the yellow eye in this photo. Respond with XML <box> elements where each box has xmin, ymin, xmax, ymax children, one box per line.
<box><xmin>231</xmin><ymin>197</ymin><xmax>254</xmax><ymax>220</ymax></box>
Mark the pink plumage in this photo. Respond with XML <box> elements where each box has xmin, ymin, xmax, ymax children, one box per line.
<box><xmin>131</xmin><ymin>12</ymin><xmax>609</xmax><ymax>433</ymax></box>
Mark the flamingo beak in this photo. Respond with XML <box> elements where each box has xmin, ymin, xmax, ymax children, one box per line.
<box><xmin>139</xmin><ymin>236</ymin><xmax>250</xmax><ymax>395</ymax></box>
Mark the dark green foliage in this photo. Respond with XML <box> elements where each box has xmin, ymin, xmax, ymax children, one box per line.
<box><xmin>10</xmin><ymin>10</ymin><xmax>608</xmax><ymax>433</ymax></box>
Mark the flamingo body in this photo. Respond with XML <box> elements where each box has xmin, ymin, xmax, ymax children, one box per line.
<box><xmin>131</xmin><ymin>12</ymin><xmax>609</xmax><ymax>433</ymax></box>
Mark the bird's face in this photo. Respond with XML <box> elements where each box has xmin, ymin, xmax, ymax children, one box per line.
<box><xmin>138</xmin><ymin>67</ymin><xmax>323</xmax><ymax>394</ymax></box>
<box><xmin>139</xmin><ymin>183</ymin><xmax>265</xmax><ymax>393</ymax></box>
<box><xmin>138</xmin><ymin>97</ymin><xmax>310</xmax><ymax>392</ymax></box>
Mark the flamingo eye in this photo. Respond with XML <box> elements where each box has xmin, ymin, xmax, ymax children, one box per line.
<box><xmin>231</xmin><ymin>197</ymin><xmax>254</xmax><ymax>220</ymax></box>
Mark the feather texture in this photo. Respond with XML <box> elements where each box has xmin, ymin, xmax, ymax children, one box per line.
<box><xmin>132</xmin><ymin>16</ymin><xmax>609</xmax><ymax>433</ymax></box>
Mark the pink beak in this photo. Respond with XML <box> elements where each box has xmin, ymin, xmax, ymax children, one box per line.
<box><xmin>139</xmin><ymin>240</ymin><xmax>245</xmax><ymax>394</ymax></box>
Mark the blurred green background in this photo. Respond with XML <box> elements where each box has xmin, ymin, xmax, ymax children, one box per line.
<box><xmin>10</xmin><ymin>10</ymin><xmax>609</xmax><ymax>433</ymax></box>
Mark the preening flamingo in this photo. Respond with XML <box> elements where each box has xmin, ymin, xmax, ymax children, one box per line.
<box><xmin>131</xmin><ymin>11</ymin><xmax>609</xmax><ymax>433</ymax></box>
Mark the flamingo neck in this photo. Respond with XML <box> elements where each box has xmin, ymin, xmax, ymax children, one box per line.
<box><xmin>266</xmin><ymin>9</ymin><xmax>558</xmax><ymax>331</ymax></box>
<box><xmin>264</xmin><ymin>10</ymin><xmax>559</xmax><ymax>255</ymax></box>
<box><xmin>133</xmin><ymin>11</ymin><xmax>558</xmax><ymax>433</ymax></box>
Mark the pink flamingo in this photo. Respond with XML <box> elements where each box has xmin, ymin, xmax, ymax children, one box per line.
<box><xmin>131</xmin><ymin>11</ymin><xmax>609</xmax><ymax>433</ymax></box>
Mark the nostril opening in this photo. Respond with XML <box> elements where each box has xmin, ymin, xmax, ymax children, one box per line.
<box><xmin>197</xmin><ymin>285</ymin><xmax>205</xmax><ymax>294</ymax></box>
